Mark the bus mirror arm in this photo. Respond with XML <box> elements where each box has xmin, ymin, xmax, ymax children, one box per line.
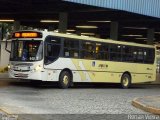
<box><xmin>5</xmin><ymin>39</ymin><xmax>11</xmax><ymax>53</ymax></box>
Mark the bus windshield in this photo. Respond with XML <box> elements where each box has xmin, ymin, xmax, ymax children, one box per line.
<box><xmin>10</xmin><ymin>40</ymin><xmax>43</xmax><ymax>61</ymax></box>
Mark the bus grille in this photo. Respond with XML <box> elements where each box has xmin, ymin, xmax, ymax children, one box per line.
<box><xmin>14</xmin><ymin>74</ymin><xmax>28</xmax><ymax>78</ymax></box>
<box><xmin>14</xmin><ymin>69</ymin><xmax>30</xmax><ymax>72</ymax></box>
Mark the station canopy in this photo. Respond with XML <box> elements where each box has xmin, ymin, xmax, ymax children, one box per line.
<box><xmin>0</xmin><ymin>0</ymin><xmax>160</xmax><ymax>44</ymax></box>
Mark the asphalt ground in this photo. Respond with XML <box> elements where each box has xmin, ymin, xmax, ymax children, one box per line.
<box><xmin>0</xmin><ymin>78</ymin><xmax>159</xmax><ymax>120</ymax></box>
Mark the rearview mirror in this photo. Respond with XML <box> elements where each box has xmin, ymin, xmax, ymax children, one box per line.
<box><xmin>5</xmin><ymin>39</ymin><xmax>11</xmax><ymax>53</ymax></box>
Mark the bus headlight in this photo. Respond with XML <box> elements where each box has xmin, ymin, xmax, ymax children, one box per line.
<box><xmin>8</xmin><ymin>65</ymin><xmax>11</xmax><ymax>69</ymax></box>
<box><xmin>8</xmin><ymin>64</ymin><xmax>13</xmax><ymax>69</ymax></box>
<box><xmin>34</xmin><ymin>65</ymin><xmax>42</xmax><ymax>71</ymax></box>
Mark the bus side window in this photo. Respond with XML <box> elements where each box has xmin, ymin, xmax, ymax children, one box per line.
<box><xmin>133</xmin><ymin>51</ymin><xmax>137</xmax><ymax>62</ymax></box>
<box><xmin>47</xmin><ymin>44</ymin><xmax>52</xmax><ymax>56</ymax></box>
<box><xmin>122</xmin><ymin>46</ymin><xmax>133</xmax><ymax>62</ymax></box>
<box><xmin>110</xmin><ymin>44</ymin><xmax>121</xmax><ymax>61</ymax></box>
<box><xmin>95</xmin><ymin>43</ymin><xmax>109</xmax><ymax>60</ymax></box>
<box><xmin>64</xmin><ymin>39</ymin><xmax>79</xmax><ymax>58</ymax></box>
<box><xmin>80</xmin><ymin>41</ymin><xmax>95</xmax><ymax>59</ymax></box>
<box><xmin>136</xmin><ymin>48</ymin><xmax>144</xmax><ymax>63</ymax></box>
<box><xmin>64</xmin><ymin>51</ymin><xmax>70</xmax><ymax>57</ymax></box>
<box><xmin>144</xmin><ymin>48</ymin><xmax>155</xmax><ymax>64</ymax></box>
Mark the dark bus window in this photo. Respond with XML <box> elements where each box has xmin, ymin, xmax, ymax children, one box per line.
<box><xmin>136</xmin><ymin>48</ymin><xmax>144</xmax><ymax>63</ymax></box>
<box><xmin>80</xmin><ymin>41</ymin><xmax>95</xmax><ymax>59</ymax></box>
<box><xmin>110</xmin><ymin>44</ymin><xmax>121</xmax><ymax>61</ymax></box>
<box><xmin>64</xmin><ymin>49</ymin><xmax>79</xmax><ymax>58</ymax></box>
<box><xmin>64</xmin><ymin>39</ymin><xmax>79</xmax><ymax>58</ymax></box>
<box><xmin>110</xmin><ymin>44</ymin><xmax>121</xmax><ymax>53</ymax></box>
<box><xmin>144</xmin><ymin>48</ymin><xmax>155</xmax><ymax>64</ymax></box>
<box><xmin>133</xmin><ymin>50</ymin><xmax>137</xmax><ymax>62</ymax></box>
<box><xmin>64</xmin><ymin>39</ymin><xmax>79</xmax><ymax>49</ymax></box>
<box><xmin>95</xmin><ymin>43</ymin><xmax>109</xmax><ymax>60</ymax></box>
<box><xmin>44</xmin><ymin>36</ymin><xmax>61</xmax><ymax>65</ymax></box>
<box><xmin>110</xmin><ymin>53</ymin><xmax>121</xmax><ymax>61</ymax></box>
<box><xmin>122</xmin><ymin>46</ymin><xmax>134</xmax><ymax>62</ymax></box>
<box><xmin>46</xmin><ymin>44</ymin><xmax>60</xmax><ymax>58</ymax></box>
<box><xmin>45</xmin><ymin>36</ymin><xmax>61</xmax><ymax>44</ymax></box>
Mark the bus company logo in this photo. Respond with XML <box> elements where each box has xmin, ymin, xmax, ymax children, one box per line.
<box><xmin>98</xmin><ymin>64</ymin><xmax>108</xmax><ymax>69</ymax></box>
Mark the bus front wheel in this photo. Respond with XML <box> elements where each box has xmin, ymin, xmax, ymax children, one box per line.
<box><xmin>59</xmin><ymin>71</ymin><xmax>71</xmax><ymax>89</ymax></box>
<box><xmin>121</xmin><ymin>73</ymin><xmax>131</xmax><ymax>89</ymax></box>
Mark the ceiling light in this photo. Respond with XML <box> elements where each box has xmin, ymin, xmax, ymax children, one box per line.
<box><xmin>122</xmin><ymin>35</ymin><xmax>143</xmax><ymax>37</ymax></box>
<box><xmin>123</xmin><ymin>27</ymin><xmax>148</xmax><ymax>30</ymax></box>
<box><xmin>0</xmin><ymin>19</ymin><xmax>14</xmax><ymax>22</ymax></box>
<box><xmin>66</xmin><ymin>32</ymin><xmax>72</xmax><ymax>35</ymax></box>
<box><xmin>66</xmin><ymin>29</ymin><xmax>76</xmax><ymax>32</ymax></box>
<box><xmin>81</xmin><ymin>33</ymin><xmax>95</xmax><ymax>35</ymax></box>
<box><xmin>135</xmin><ymin>38</ymin><xmax>147</xmax><ymax>40</ymax></box>
<box><xmin>76</xmin><ymin>25</ymin><xmax>98</xmax><ymax>29</ymax></box>
<box><xmin>88</xmin><ymin>21</ymin><xmax>111</xmax><ymax>23</ymax></box>
<box><xmin>135</xmin><ymin>38</ymin><xmax>156</xmax><ymax>41</ymax></box>
<box><xmin>40</xmin><ymin>20</ymin><xmax>59</xmax><ymax>23</ymax></box>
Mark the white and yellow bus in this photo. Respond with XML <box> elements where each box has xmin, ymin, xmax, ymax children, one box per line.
<box><xmin>7</xmin><ymin>30</ymin><xmax>156</xmax><ymax>88</ymax></box>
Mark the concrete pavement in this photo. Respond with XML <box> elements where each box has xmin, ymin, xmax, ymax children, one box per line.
<box><xmin>132</xmin><ymin>74</ymin><xmax>160</xmax><ymax>115</ymax></box>
<box><xmin>132</xmin><ymin>96</ymin><xmax>160</xmax><ymax>115</ymax></box>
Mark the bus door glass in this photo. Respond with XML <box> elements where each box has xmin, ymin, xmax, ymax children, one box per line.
<box><xmin>44</xmin><ymin>36</ymin><xmax>61</xmax><ymax>65</ymax></box>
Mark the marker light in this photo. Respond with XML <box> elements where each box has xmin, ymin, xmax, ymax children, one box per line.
<box><xmin>15</xmin><ymin>33</ymin><xmax>21</xmax><ymax>37</ymax></box>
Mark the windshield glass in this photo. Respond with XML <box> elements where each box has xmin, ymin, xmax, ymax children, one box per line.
<box><xmin>10</xmin><ymin>40</ymin><xmax>43</xmax><ymax>61</ymax></box>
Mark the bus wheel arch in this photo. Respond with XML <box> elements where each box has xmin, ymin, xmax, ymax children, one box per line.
<box><xmin>120</xmin><ymin>71</ymin><xmax>132</xmax><ymax>89</ymax></box>
<box><xmin>59</xmin><ymin>68</ymin><xmax>73</xmax><ymax>89</ymax></box>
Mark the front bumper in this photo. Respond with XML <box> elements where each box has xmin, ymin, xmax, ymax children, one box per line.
<box><xmin>8</xmin><ymin>69</ymin><xmax>45</xmax><ymax>81</ymax></box>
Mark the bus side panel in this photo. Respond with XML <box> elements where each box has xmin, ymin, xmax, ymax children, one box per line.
<box><xmin>44</xmin><ymin>58</ymin><xmax>82</xmax><ymax>82</ymax></box>
<box><xmin>133</xmin><ymin>63</ymin><xmax>156</xmax><ymax>83</ymax></box>
<box><xmin>44</xmin><ymin>58</ymin><xmax>156</xmax><ymax>83</ymax></box>
<box><xmin>72</xmin><ymin>60</ymin><xmax>125</xmax><ymax>83</ymax></box>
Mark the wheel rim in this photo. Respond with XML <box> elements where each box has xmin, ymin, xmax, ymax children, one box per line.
<box><xmin>63</xmin><ymin>75</ymin><xmax>69</xmax><ymax>85</ymax></box>
<box><xmin>122</xmin><ymin>77</ymin><xmax>129</xmax><ymax>87</ymax></box>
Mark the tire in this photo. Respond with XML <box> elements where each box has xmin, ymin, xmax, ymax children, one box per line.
<box><xmin>59</xmin><ymin>71</ymin><xmax>71</xmax><ymax>89</ymax></box>
<box><xmin>121</xmin><ymin>73</ymin><xmax>131</xmax><ymax>89</ymax></box>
